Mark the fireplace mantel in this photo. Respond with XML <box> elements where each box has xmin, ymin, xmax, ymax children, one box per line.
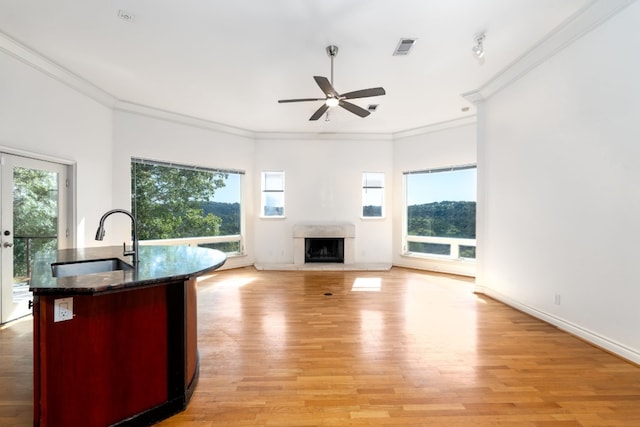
<box><xmin>293</xmin><ymin>223</ymin><xmax>355</xmax><ymax>265</ymax></box>
<box><xmin>293</xmin><ymin>223</ymin><xmax>355</xmax><ymax>238</ymax></box>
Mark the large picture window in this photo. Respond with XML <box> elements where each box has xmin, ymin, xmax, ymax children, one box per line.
<box><xmin>131</xmin><ymin>158</ymin><xmax>243</xmax><ymax>254</ymax></box>
<box><xmin>404</xmin><ymin>165</ymin><xmax>476</xmax><ymax>260</ymax></box>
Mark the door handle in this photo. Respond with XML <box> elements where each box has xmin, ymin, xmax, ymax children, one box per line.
<box><xmin>3</xmin><ymin>242</ymin><xmax>13</xmax><ymax>248</ymax></box>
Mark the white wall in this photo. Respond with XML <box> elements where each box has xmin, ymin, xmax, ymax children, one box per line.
<box><xmin>253</xmin><ymin>136</ymin><xmax>394</xmax><ymax>265</ymax></box>
<box><xmin>0</xmin><ymin>49</ymin><xmax>114</xmax><ymax>247</ymax></box>
<box><xmin>112</xmin><ymin>110</ymin><xmax>256</xmax><ymax>270</ymax></box>
<box><xmin>0</xmin><ymin>30</ymin><xmax>473</xmax><ymax>273</ymax></box>
<box><xmin>392</xmin><ymin>122</ymin><xmax>477</xmax><ymax>276</ymax></box>
<box><xmin>477</xmin><ymin>2</ymin><xmax>640</xmax><ymax>362</ymax></box>
<box><xmin>0</xmin><ymin>31</ymin><xmax>473</xmax><ymax>271</ymax></box>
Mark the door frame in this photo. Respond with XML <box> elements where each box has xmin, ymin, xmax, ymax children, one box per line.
<box><xmin>0</xmin><ymin>145</ymin><xmax>75</xmax><ymax>324</ymax></box>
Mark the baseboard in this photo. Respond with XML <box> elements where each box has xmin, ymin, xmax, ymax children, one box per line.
<box><xmin>474</xmin><ymin>285</ymin><xmax>640</xmax><ymax>365</ymax></box>
<box><xmin>394</xmin><ymin>258</ymin><xmax>476</xmax><ymax>277</ymax></box>
<box><xmin>253</xmin><ymin>263</ymin><xmax>392</xmax><ymax>271</ymax></box>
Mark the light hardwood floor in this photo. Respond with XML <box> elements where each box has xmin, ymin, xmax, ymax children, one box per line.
<box><xmin>2</xmin><ymin>267</ymin><xmax>640</xmax><ymax>426</ymax></box>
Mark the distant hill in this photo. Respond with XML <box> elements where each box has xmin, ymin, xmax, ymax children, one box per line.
<box><xmin>202</xmin><ymin>201</ymin><xmax>240</xmax><ymax>235</ymax></box>
<box><xmin>201</xmin><ymin>200</ymin><xmax>475</xmax><ymax>240</ymax></box>
<box><xmin>407</xmin><ymin>201</ymin><xmax>475</xmax><ymax>239</ymax></box>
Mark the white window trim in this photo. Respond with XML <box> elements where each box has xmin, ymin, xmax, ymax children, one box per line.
<box><xmin>361</xmin><ymin>171</ymin><xmax>385</xmax><ymax>219</ymax></box>
<box><xmin>260</xmin><ymin>170</ymin><xmax>285</xmax><ymax>218</ymax></box>
<box><xmin>401</xmin><ymin>165</ymin><xmax>477</xmax><ymax>262</ymax></box>
<box><xmin>131</xmin><ymin>158</ymin><xmax>245</xmax><ymax>256</ymax></box>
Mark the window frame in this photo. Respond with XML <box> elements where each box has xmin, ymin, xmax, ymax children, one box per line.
<box><xmin>402</xmin><ymin>164</ymin><xmax>476</xmax><ymax>262</ymax></box>
<box><xmin>260</xmin><ymin>170</ymin><xmax>285</xmax><ymax>218</ymax></box>
<box><xmin>130</xmin><ymin>157</ymin><xmax>245</xmax><ymax>256</ymax></box>
<box><xmin>361</xmin><ymin>171</ymin><xmax>385</xmax><ymax>219</ymax></box>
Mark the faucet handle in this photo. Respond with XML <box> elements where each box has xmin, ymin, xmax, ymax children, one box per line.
<box><xmin>123</xmin><ymin>242</ymin><xmax>134</xmax><ymax>257</ymax></box>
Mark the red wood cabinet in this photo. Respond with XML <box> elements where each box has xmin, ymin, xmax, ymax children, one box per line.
<box><xmin>33</xmin><ymin>279</ymin><xmax>198</xmax><ymax>426</ymax></box>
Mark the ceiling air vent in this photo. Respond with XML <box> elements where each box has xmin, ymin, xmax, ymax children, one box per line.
<box><xmin>393</xmin><ymin>38</ymin><xmax>417</xmax><ymax>56</ymax></box>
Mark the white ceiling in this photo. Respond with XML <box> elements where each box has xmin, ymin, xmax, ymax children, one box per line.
<box><xmin>0</xmin><ymin>0</ymin><xmax>590</xmax><ymax>134</ymax></box>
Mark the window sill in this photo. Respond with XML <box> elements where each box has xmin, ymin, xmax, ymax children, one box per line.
<box><xmin>259</xmin><ymin>216</ymin><xmax>286</xmax><ymax>220</ymax></box>
<box><xmin>225</xmin><ymin>252</ymin><xmax>247</xmax><ymax>259</ymax></box>
<box><xmin>401</xmin><ymin>252</ymin><xmax>476</xmax><ymax>263</ymax></box>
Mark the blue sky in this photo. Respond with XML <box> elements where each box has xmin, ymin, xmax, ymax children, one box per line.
<box><xmin>213</xmin><ymin>169</ymin><xmax>477</xmax><ymax>205</ymax></box>
<box><xmin>406</xmin><ymin>168</ymin><xmax>476</xmax><ymax>205</ymax></box>
<box><xmin>214</xmin><ymin>173</ymin><xmax>241</xmax><ymax>203</ymax></box>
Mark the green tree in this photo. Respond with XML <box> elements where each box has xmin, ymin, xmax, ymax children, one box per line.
<box><xmin>202</xmin><ymin>201</ymin><xmax>240</xmax><ymax>235</ymax></box>
<box><xmin>407</xmin><ymin>201</ymin><xmax>476</xmax><ymax>238</ymax></box>
<box><xmin>131</xmin><ymin>163</ymin><xmax>228</xmax><ymax>240</ymax></box>
<box><xmin>13</xmin><ymin>167</ymin><xmax>58</xmax><ymax>278</ymax></box>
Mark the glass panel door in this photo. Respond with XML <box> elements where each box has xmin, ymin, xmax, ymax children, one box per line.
<box><xmin>1</xmin><ymin>153</ymin><xmax>68</xmax><ymax>324</ymax></box>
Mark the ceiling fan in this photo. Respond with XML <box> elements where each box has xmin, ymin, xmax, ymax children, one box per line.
<box><xmin>278</xmin><ymin>45</ymin><xmax>386</xmax><ymax>121</ymax></box>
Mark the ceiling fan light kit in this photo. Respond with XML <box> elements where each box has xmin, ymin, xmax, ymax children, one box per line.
<box><xmin>278</xmin><ymin>45</ymin><xmax>386</xmax><ymax>121</ymax></box>
<box><xmin>325</xmin><ymin>97</ymin><xmax>339</xmax><ymax>107</ymax></box>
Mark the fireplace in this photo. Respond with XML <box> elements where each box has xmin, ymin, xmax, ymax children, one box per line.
<box><xmin>293</xmin><ymin>224</ymin><xmax>355</xmax><ymax>265</ymax></box>
<box><xmin>305</xmin><ymin>238</ymin><xmax>344</xmax><ymax>263</ymax></box>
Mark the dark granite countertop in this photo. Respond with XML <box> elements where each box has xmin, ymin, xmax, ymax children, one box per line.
<box><xmin>29</xmin><ymin>245</ymin><xmax>227</xmax><ymax>295</ymax></box>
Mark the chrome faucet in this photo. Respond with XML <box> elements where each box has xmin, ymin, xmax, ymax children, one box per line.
<box><xmin>95</xmin><ymin>209</ymin><xmax>139</xmax><ymax>265</ymax></box>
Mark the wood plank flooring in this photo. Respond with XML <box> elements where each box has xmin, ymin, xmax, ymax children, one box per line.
<box><xmin>2</xmin><ymin>267</ymin><xmax>640</xmax><ymax>426</ymax></box>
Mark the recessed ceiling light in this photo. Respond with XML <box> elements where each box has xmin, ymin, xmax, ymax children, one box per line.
<box><xmin>117</xmin><ymin>10</ymin><xmax>135</xmax><ymax>23</ymax></box>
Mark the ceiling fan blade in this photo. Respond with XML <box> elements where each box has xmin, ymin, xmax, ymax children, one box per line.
<box><xmin>339</xmin><ymin>100</ymin><xmax>370</xmax><ymax>118</ymax></box>
<box><xmin>309</xmin><ymin>103</ymin><xmax>330</xmax><ymax>121</ymax></box>
<box><xmin>313</xmin><ymin>76</ymin><xmax>339</xmax><ymax>97</ymax></box>
<box><xmin>278</xmin><ymin>97</ymin><xmax>326</xmax><ymax>103</ymax></box>
<box><xmin>341</xmin><ymin>87</ymin><xmax>386</xmax><ymax>100</ymax></box>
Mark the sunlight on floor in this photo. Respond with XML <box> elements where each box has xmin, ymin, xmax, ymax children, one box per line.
<box><xmin>351</xmin><ymin>277</ymin><xmax>382</xmax><ymax>292</ymax></box>
<box><xmin>0</xmin><ymin>314</ymin><xmax>32</xmax><ymax>331</ymax></box>
<box><xmin>200</xmin><ymin>275</ymin><xmax>255</xmax><ymax>291</ymax></box>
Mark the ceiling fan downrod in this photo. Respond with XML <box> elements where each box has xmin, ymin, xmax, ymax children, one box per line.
<box><xmin>326</xmin><ymin>45</ymin><xmax>338</xmax><ymax>86</ymax></box>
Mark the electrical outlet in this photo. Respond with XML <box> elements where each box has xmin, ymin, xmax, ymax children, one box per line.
<box><xmin>54</xmin><ymin>297</ymin><xmax>74</xmax><ymax>322</ymax></box>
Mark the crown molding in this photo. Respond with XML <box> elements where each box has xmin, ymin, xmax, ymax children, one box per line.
<box><xmin>0</xmin><ymin>28</ymin><xmax>461</xmax><ymax>139</ymax></box>
<box><xmin>8</xmin><ymin>0</ymin><xmax>632</xmax><ymax>138</ymax></box>
<box><xmin>462</xmin><ymin>0</ymin><xmax>637</xmax><ymax>103</ymax></box>
<box><xmin>0</xmin><ymin>144</ymin><xmax>75</xmax><ymax>165</ymax></box>
<box><xmin>254</xmin><ymin>131</ymin><xmax>393</xmax><ymax>141</ymax></box>
<box><xmin>116</xmin><ymin>101</ymin><xmax>395</xmax><ymax>140</ymax></box>
<box><xmin>393</xmin><ymin>115</ymin><xmax>477</xmax><ymax>140</ymax></box>
<box><xmin>0</xmin><ymin>31</ymin><xmax>117</xmax><ymax>107</ymax></box>
<box><xmin>114</xmin><ymin>100</ymin><xmax>255</xmax><ymax>139</ymax></box>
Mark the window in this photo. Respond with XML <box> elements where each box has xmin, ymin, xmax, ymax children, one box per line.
<box><xmin>131</xmin><ymin>158</ymin><xmax>243</xmax><ymax>254</ymax></box>
<box><xmin>362</xmin><ymin>172</ymin><xmax>384</xmax><ymax>218</ymax></box>
<box><xmin>404</xmin><ymin>165</ymin><xmax>476</xmax><ymax>260</ymax></box>
<box><xmin>261</xmin><ymin>171</ymin><xmax>285</xmax><ymax>217</ymax></box>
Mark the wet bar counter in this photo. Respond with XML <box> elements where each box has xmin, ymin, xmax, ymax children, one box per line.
<box><xmin>29</xmin><ymin>245</ymin><xmax>226</xmax><ymax>427</ymax></box>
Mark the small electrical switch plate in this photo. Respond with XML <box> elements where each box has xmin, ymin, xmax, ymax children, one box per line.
<box><xmin>54</xmin><ymin>297</ymin><xmax>73</xmax><ymax>322</ymax></box>
<box><xmin>554</xmin><ymin>294</ymin><xmax>561</xmax><ymax>305</ymax></box>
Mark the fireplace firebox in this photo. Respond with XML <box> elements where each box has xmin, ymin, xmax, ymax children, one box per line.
<box><xmin>305</xmin><ymin>238</ymin><xmax>344</xmax><ymax>263</ymax></box>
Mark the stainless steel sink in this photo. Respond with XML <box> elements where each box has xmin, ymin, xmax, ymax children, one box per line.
<box><xmin>51</xmin><ymin>258</ymin><xmax>134</xmax><ymax>278</ymax></box>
